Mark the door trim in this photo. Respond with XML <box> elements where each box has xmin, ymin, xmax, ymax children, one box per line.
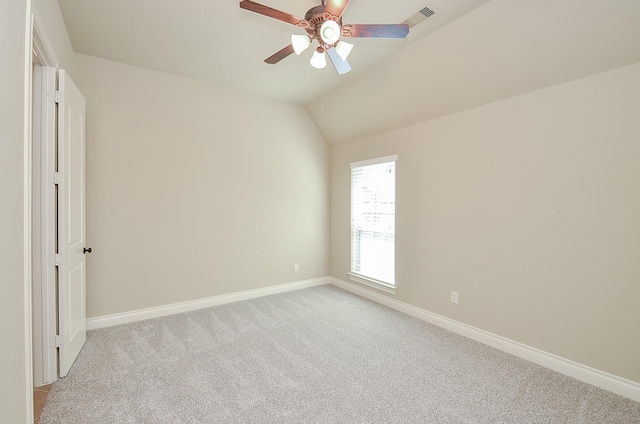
<box><xmin>24</xmin><ymin>8</ymin><xmax>34</xmax><ymax>422</ymax></box>
<box><xmin>31</xmin><ymin>11</ymin><xmax>59</xmax><ymax>387</ymax></box>
<box><xmin>32</xmin><ymin>13</ymin><xmax>58</xmax><ymax>69</ymax></box>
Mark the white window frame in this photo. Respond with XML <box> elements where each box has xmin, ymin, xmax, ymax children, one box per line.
<box><xmin>349</xmin><ymin>155</ymin><xmax>397</xmax><ymax>294</ymax></box>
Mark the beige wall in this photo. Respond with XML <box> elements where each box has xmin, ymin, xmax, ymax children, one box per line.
<box><xmin>73</xmin><ymin>54</ymin><xmax>330</xmax><ymax>318</ymax></box>
<box><xmin>0</xmin><ymin>1</ymin><xmax>31</xmax><ymax>422</ymax></box>
<box><xmin>331</xmin><ymin>63</ymin><xmax>640</xmax><ymax>383</ymax></box>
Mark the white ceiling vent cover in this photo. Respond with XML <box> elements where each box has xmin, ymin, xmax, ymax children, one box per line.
<box><xmin>402</xmin><ymin>5</ymin><xmax>438</xmax><ymax>28</ymax></box>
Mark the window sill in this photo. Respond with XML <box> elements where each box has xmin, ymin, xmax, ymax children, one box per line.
<box><xmin>348</xmin><ymin>273</ymin><xmax>396</xmax><ymax>295</ymax></box>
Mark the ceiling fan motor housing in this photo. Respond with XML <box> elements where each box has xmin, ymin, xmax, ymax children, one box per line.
<box><xmin>305</xmin><ymin>5</ymin><xmax>342</xmax><ymax>47</ymax></box>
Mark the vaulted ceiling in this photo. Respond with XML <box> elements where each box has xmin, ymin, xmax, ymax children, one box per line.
<box><xmin>57</xmin><ymin>0</ymin><xmax>489</xmax><ymax>104</ymax></box>
<box><xmin>58</xmin><ymin>0</ymin><xmax>640</xmax><ymax>146</ymax></box>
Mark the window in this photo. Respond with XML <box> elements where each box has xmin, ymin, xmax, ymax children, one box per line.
<box><xmin>350</xmin><ymin>155</ymin><xmax>397</xmax><ymax>292</ymax></box>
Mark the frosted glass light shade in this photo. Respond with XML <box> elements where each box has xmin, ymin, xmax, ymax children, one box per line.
<box><xmin>310</xmin><ymin>48</ymin><xmax>327</xmax><ymax>69</ymax></box>
<box><xmin>320</xmin><ymin>20</ymin><xmax>340</xmax><ymax>44</ymax></box>
<box><xmin>291</xmin><ymin>34</ymin><xmax>311</xmax><ymax>55</ymax></box>
<box><xmin>335</xmin><ymin>41</ymin><xmax>354</xmax><ymax>61</ymax></box>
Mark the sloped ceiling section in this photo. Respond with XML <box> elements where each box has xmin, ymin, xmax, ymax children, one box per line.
<box><xmin>57</xmin><ymin>0</ymin><xmax>488</xmax><ymax>105</ymax></box>
<box><xmin>306</xmin><ymin>0</ymin><xmax>640</xmax><ymax>146</ymax></box>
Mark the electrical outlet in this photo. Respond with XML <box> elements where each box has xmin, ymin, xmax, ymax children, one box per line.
<box><xmin>450</xmin><ymin>291</ymin><xmax>459</xmax><ymax>304</ymax></box>
<box><xmin>294</xmin><ymin>263</ymin><xmax>299</xmax><ymax>272</ymax></box>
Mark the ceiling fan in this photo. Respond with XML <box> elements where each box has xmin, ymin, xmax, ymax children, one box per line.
<box><xmin>239</xmin><ymin>0</ymin><xmax>410</xmax><ymax>75</ymax></box>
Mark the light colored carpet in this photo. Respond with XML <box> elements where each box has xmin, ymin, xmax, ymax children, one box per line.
<box><xmin>40</xmin><ymin>285</ymin><xmax>640</xmax><ymax>423</ymax></box>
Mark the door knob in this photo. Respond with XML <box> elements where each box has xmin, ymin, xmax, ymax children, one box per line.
<box><xmin>83</xmin><ymin>247</ymin><xmax>92</xmax><ymax>254</ymax></box>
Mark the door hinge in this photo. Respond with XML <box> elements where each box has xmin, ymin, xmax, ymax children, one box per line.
<box><xmin>53</xmin><ymin>253</ymin><xmax>64</xmax><ymax>267</ymax></box>
<box><xmin>53</xmin><ymin>171</ymin><xmax>63</xmax><ymax>185</ymax></box>
<box><xmin>49</xmin><ymin>90</ymin><xmax>63</xmax><ymax>104</ymax></box>
<box><xmin>55</xmin><ymin>335</ymin><xmax>64</xmax><ymax>348</ymax></box>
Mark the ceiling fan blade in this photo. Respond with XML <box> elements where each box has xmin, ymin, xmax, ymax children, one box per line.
<box><xmin>326</xmin><ymin>47</ymin><xmax>352</xmax><ymax>75</ymax></box>
<box><xmin>342</xmin><ymin>24</ymin><xmax>410</xmax><ymax>39</ymax></box>
<box><xmin>265</xmin><ymin>44</ymin><xmax>295</xmax><ymax>64</ymax></box>
<box><xmin>240</xmin><ymin>0</ymin><xmax>309</xmax><ymax>28</ymax></box>
<box><xmin>324</xmin><ymin>0</ymin><xmax>350</xmax><ymax>19</ymax></box>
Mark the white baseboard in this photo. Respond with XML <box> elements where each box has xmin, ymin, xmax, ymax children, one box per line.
<box><xmin>329</xmin><ymin>277</ymin><xmax>640</xmax><ymax>402</ymax></box>
<box><xmin>86</xmin><ymin>277</ymin><xmax>329</xmax><ymax>331</ymax></box>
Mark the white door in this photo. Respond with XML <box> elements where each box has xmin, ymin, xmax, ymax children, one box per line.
<box><xmin>57</xmin><ymin>70</ymin><xmax>87</xmax><ymax>377</ymax></box>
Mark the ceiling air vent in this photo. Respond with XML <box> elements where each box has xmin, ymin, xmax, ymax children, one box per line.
<box><xmin>419</xmin><ymin>6</ymin><xmax>436</xmax><ymax>18</ymax></box>
<box><xmin>402</xmin><ymin>5</ymin><xmax>438</xmax><ymax>28</ymax></box>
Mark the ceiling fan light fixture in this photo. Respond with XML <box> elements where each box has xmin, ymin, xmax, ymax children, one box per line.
<box><xmin>320</xmin><ymin>19</ymin><xmax>340</xmax><ymax>44</ymax></box>
<box><xmin>335</xmin><ymin>40</ymin><xmax>354</xmax><ymax>61</ymax></box>
<box><xmin>310</xmin><ymin>47</ymin><xmax>327</xmax><ymax>69</ymax></box>
<box><xmin>291</xmin><ymin>34</ymin><xmax>311</xmax><ymax>55</ymax></box>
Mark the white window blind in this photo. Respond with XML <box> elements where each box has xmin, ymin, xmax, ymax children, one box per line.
<box><xmin>350</xmin><ymin>156</ymin><xmax>397</xmax><ymax>287</ymax></box>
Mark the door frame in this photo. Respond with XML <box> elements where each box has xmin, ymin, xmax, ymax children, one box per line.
<box><xmin>31</xmin><ymin>12</ymin><xmax>59</xmax><ymax>387</ymax></box>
